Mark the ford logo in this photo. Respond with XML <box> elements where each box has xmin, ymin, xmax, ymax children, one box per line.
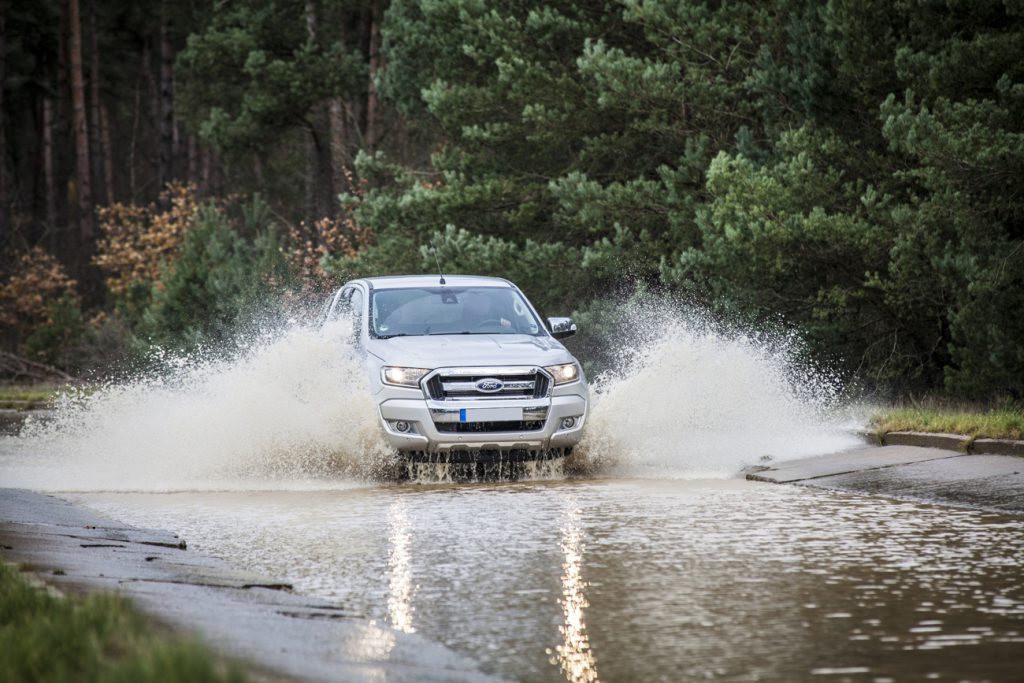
<box><xmin>476</xmin><ymin>378</ymin><xmax>504</xmax><ymax>393</ymax></box>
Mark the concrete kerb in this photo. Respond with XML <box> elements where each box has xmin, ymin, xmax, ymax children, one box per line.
<box><xmin>883</xmin><ymin>431</ymin><xmax>971</xmax><ymax>451</ymax></box>
<box><xmin>971</xmin><ymin>438</ymin><xmax>1024</xmax><ymax>457</ymax></box>
<box><xmin>853</xmin><ymin>428</ymin><xmax>1024</xmax><ymax>457</ymax></box>
<box><xmin>749</xmin><ymin>431</ymin><xmax>1024</xmax><ymax>514</ymax></box>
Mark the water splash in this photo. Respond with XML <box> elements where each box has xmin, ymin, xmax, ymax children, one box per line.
<box><xmin>574</xmin><ymin>299</ymin><xmax>860</xmax><ymax>478</ymax></box>
<box><xmin>0</xmin><ymin>297</ymin><xmax>860</xmax><ymax>490</ymax></box>
<box><xmin>0</xmin><ymin>320</ymin><xmax>390</xmax><ymax>491</ymax></box>
<box><xmin>400</xmin><ymin>457</ymin><xmax>567</xmax><ymax>484</ymax></box>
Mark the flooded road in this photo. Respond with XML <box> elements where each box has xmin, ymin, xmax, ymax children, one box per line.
<box><xmin>71</xmin><ymin>478</ymin><xmax>1024</xmax><ymax>682</ymax></box>
<box><xmin>4</xmin><ymin>319</ymin><xmax>1021</xmax><ymax>680</ymax></box>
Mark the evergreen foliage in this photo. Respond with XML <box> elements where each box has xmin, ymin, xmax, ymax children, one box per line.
<box><xmin>332</xmin><ymin>0</ymin><xmax>1024</xmax><ymax>397</ymax></box>
<box><xmin>139</xmin><ymin>206</ymin><xmax>286</xmax><ymax>353</ymax></box>
<box><xmin>176</xmin><ymin>1</ymin><xmax>364</xmax><ymax>154</ymax></box>
<box><xmin>2</xmin><ymin>0</ymin><xmax>1022</xmax><ymax>396</ymax></box>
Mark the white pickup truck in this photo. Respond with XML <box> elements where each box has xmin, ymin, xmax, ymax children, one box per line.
<box><xmin>323</xmin><ymin>275</ymin><xmax>589</xmax><ymax>463</ymax></box>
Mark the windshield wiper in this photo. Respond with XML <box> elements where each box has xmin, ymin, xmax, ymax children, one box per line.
<box><xmin>376</xmin><ymin>333</ymin><xmax>412</xmax><ymax>339</ymax></box>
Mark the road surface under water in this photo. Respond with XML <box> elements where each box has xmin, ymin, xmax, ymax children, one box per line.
<box><xmin>71</xmin><ymin>477</ymin><xmax>1024</xmax><ymax>683</ymax></box>
<box><xmin>4</xmin><ymin>318</ymin><xmax>1020</xmax><ymax>679</ymax></box>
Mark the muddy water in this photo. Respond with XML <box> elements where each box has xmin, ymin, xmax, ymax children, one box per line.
<box><xmin>5</xmin><ymin>308</ymin><xmax>1012</xmax><ymax>679</ymax></box>
<box><xmin>72</xmin><ymin>479</ymin><xmax>1024</xmax><ymax>682</ymax></box>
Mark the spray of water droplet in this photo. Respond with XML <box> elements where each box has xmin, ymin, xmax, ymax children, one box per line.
<box><xmin>0</xmin><ymin>296</ymin><xmax>860</xmax><ymax>490</ymax></box>
<box><xmin>571</xmin><ymin>297</ymin><xmax>860</xmax><ymax>477</ymax></box>
<box><xmin>1</xmin><ymin>319</ymin><xmax>391</xmax><ymax>491</ymax></box>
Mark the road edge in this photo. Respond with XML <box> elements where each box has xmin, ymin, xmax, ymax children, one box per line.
<box><xmin>0</xmin><ymin>488</ymin><xmax>495</xmax><ymax>683</ymax></box>
<box><xmin>747</xmin><ymin>434</ymin><xmax>1024</xmax><ymax>514</ymax></box>
<box><xmin>852</xmin><ymin>428</ymin><xmax>1024</xmax><ymax>456</ymax></box>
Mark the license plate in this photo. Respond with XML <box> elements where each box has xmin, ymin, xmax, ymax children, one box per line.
<box><xmin>459</xmin><ymin>407</ymin><xmax>524</xmax><ymax>423</ymax></box>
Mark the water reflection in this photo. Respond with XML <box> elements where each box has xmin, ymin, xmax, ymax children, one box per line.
<box><xmin>70</xmin><ymin>480</ymin><xmax>1024</xmax><ymax>682</ymax></box>
<box><xmin>387</xmin><ymin>497</ymin><xmax>415</xmax><ymax>633</ymax></box>
<box><xmin>342</xmin><ymin>623</ymin><xmax>397</xmax><ymax>662</ymax></box>
<box><xmin>552</xmin><ymin>506</ymin><xmax>599</xmax><ymax>683</ymax></box>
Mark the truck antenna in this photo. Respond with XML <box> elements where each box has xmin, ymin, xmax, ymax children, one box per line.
<box><xmin>432</xmin><ymin>246</ymin><xmax>446</xmax><ymax>285</ymax></box>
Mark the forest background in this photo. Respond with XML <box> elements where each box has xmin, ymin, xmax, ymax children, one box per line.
<box><xmin>0</xmin><ymin>0</ymin><xmax>1022</xmax><ymax>399</ymax></box>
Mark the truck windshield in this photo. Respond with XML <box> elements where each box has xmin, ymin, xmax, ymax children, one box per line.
<box><xmin>371</xmin><ymin>287</ymin><xmax>544</xmax><ymax>338</ymax></box>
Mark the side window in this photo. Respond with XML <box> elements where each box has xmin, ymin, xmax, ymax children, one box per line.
<box><xmin>324</xmin><ymin>286</ymin><xmax>365</xmax><ymax>344</ymax></box>
<box><xmin>349</xmin><ymin>289</ymin><xmax>364</xmax><ymax>341</ymax></box>
<box><xmin>326</xmin><ymin>287</ymin><xmax>353</xmax><ymax>323</ymax></box>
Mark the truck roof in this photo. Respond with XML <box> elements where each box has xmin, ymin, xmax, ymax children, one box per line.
<box><xmin>359</xmin><ymin>275</ymin><xmax>513</xmax><ymax>290</ymax></box>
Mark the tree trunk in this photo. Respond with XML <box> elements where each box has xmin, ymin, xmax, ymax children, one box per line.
<box><xmin>304</xmin><ymin>0</ymin><xmax>318</xmax><ymax>221</ymax></box>
<box><xmin>201</xmin><ymin>145</ymin><xmax>211</xmax><ymax>194</ymax></box>
<box><xmin>54</xmin><ymin>3</ymin><xmax>71</xmax><ymax>257</ymax></box>
<box><xmin>171</xmin><ymin>76</ymin><xmax>180</xmax><ymax>165</ymax></box>
<box><xmin>88</xmin><ymin>0</ymin><xmax>104</xmax><ymax>205</ymax></box>
<box><xmin>130</xmin><ymin>60</ymin><xmax>142</xmax><ymax>201</ymax></box>
<box><xmin>143</xmin><ymin>38</ymin><xmax>159</xmax><ymax>192</ymax></box>
<box><xmin>0</xmin><ymin>2</ymin><xmax>7</xmax><ymax>243</ymax></box>
<box><xmin>100</xmin><ymin>103</ymin><xmax>114</xmax><ymax>204</ymax></box>
<box><xmin>157</xmin><ymin>0</ymin><xmax>174</xmax><ymax>192</ymax></box>
<box><xmin>187</xmin><ymin>133</ymin><xmax>198</xmax><ymax>186</ymax></box>
<box><xmin>329</xmin><ymin>98</ymin><xmax>348</xmax><ymax>200</ymax></box>
<box><xmin>42</xmin><ymin>98</ymin><xmax>57</xmax><ymax>230</ymax></box>
<box><xmin>68</xmin><ymin>0</ymin><xmax>94</xmax><ymax>243</ymax></box>
<box><xmin>365</xmin><ymin>0</ymin><xmax>382</xmax><ymax>153</ymax></box>
<box><xmin>305</xmin><ymin>0</ymin><xmax>317</xmax><ymax>38</ymax></box>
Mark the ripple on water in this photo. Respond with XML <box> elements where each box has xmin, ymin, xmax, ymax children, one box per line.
<box><xmin>69</xmin><ymin>478</ymin><xmax>1024</xmax><ymax>682</ymax></box>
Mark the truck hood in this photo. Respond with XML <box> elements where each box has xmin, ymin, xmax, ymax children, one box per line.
<box><xmin>366</xmin><ymin>334</ymin><xmax>574</xmax><ymax>368</ymax></box>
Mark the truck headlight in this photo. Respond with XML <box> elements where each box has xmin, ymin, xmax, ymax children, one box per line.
<box><xmin>382</xmin><ymin>366</ymin><xmax>430</xmax><ymax>387</ymax></box>
<box><xmin>544</xmin><ymin>362</ymin><xmax>579</xmax><ymax>385</ymax></box>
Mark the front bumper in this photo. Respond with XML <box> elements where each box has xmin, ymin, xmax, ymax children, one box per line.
<box><xmin>377</xmin><ymin>394</ymin><xmax>587</xmax><ymax>454</ymax></box>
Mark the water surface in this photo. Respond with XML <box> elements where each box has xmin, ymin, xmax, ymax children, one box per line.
<box><xmin>73</xmin><ymin>478</ymin><xmax>1024</xmax><ymax>682</ymax></box>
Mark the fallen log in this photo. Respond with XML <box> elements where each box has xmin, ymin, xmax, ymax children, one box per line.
<box><xmin>0</xmin><ymin>350</ymin><xmax>75</xmax><ymax>383</ymax></box>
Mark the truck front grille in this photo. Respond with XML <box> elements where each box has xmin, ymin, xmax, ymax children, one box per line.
<box><xmin>424</xmin><ymin>369</ymin><xmax>550</xmax><ymax>400</ymax></box>
<box><xmin>435</xmin><ymin>420</ymin><xmax>545</xmax><ymax>433</ymax></box>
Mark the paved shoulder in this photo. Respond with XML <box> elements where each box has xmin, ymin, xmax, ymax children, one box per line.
<box><xmin>747</xmin><ymin>446</ymin><xmax>1024</xmax><ymax>514</ymax></box>
<box><xmin>746</xmin><ymin>445</ymin><xmax>961</xmax><ymax>483</ymax></box>
<box><xmin>0</xmin><ymin>489</ymin><xmax>496</xmax><ymax>683</ymax></box>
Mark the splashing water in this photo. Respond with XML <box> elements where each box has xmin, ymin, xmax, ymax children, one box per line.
<box><xmin>400</xmin><ymin>457</ymin><xmax>568</xmax><ymax>484</ymax></box>
<box><xmin>0</xmin><ymin>300</ymin><xmax>860</xmax><ymax>491</ymax></box>
<box><xmin>575</xmin><ymin>303</ymin><xmax>860</xmax><ymax>478</ymax></box>
<box><xmin>0</xmin><ymin>321</ymin><xmax>389</xmax><ymax>492</ymax></box>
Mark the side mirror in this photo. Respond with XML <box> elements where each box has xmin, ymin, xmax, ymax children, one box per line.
<box><xmin>547</xmin><ymin>317</ymin><xmax>577</xmax><ymax>339</ymax></box>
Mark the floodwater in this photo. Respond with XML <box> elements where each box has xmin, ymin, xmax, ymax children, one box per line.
<box><xmin>71</xmin><ymin>477</ymin><xmax>1024</xmax><ymax>683</ymax></box>
<box><xmin>4</xmin><ymin>313</ymin><xmax>1022</xmax><ymax>680</ymax></box>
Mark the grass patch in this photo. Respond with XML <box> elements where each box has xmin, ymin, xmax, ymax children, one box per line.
<box><xmin>0</xmin><ymin>383</ymin><xmax>63</xmax><ymax>408</ymax></box>
<box><xmin>0</xmin><ymin>562</ymin><xmax>246</xmax><ymax>683</ymax></box>
<box><xmin>0</xmin><ymin>383</ymin><xmax>98</xmax><ymax>410</ymax></box>
<box><xmin>870</xmin><ymin>406</ymin><xmax>1024</xmax><ymax>440</ymax></box>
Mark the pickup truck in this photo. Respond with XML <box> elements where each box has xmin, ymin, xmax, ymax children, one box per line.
<box><xmin>322</xmin><ymin>275</ymin><xmax>589</xmax><ymax>463</ymax></box>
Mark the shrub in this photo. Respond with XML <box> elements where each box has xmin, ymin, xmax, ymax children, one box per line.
<box><xmin>138</xmin><ymin>206</ymin><xmax>286</xmax><ymax>352</ymax></box>
<box><xmin>94</xmin><ymin>183</ymin><xmax>200</xmax><ymax>302</ymax></box>
<box><xmin>0</xmin><ymin>247</ymin><xmax>79</xmax><ymax>343</ymax></box>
